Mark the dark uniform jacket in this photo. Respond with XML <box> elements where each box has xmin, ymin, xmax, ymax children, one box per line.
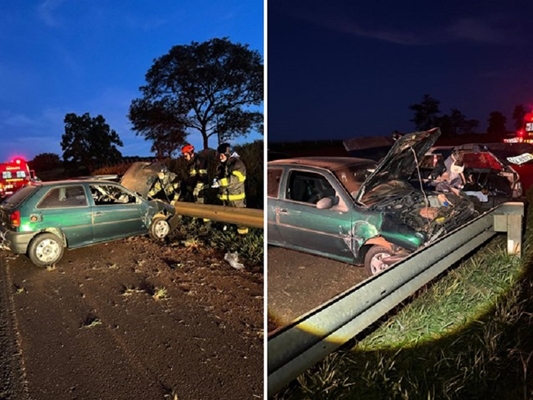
<box><xmin>186</xmin><ymin>153</ymin><xmax>208</xmax><ymax>201</ymax></box>
<box><xmin>217</xmin><ymin>155</ymin><xmax>246</xmax><ymax>203</ymax></box>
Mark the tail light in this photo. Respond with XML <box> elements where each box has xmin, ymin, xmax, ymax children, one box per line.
<box><xmin>10</xmin><ymin>210</ymin><xmax>20</xmax><ymax>228</ymax></box>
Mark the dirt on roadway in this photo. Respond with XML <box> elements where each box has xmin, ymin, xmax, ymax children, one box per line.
<box><xmin>267</xmin><ymin>246</ymin><xmax>367</xmax><ymax>333</ymax></box>
<box><xmin>0</xmin><ymin>236</ymin><xmax>263</xmax><ymax>400</ymax></box>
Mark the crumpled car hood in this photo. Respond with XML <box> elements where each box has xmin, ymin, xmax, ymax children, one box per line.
<box><xmin>120</xmin><ymin>161</ymin><xmax>165</xmax><ymax>198</ymax></box>
<box><xmin>356</xmin><ymin>128</ymin><xmax>441</xmax><ymax>203</ymax></box>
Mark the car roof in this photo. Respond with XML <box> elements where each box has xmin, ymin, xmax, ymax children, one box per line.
<box><xmin>33</xmin><ymin>179</ymin><xmax>122</xmax><ymax>186</ymax></box>
<box><xmin>268</xmin><ymin>156</ymin><xmax>376</xmax><ymax>171</ymax></box>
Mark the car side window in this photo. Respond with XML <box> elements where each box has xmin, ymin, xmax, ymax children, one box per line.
<box><xmin>37</xmin><ymin>186</ymin><xmax>88</xmax><ymax>208</ymax></box>
<box><xmin>268</xmin><ymin>168</ymin><xmax>283</xmax><ymax>198</ymax></box>
<box><xmin>286</xmin><ymin>170</ymin><xmax>336</xmax><ymax>205</ymax></box>
<box><xmin>90</xmin><ymin>184</ymin><xmax>136</xmax><ymax>205</ymax></box>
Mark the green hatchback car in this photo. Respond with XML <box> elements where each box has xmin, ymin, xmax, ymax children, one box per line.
<box><xmin>0</xmin><ymin>179</ymin><xmax>176</xmax><ymax>267</ymax></box>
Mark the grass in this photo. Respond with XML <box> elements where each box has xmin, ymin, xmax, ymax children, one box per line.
<box><xmin>170</xmin><ymin>218</ymin><xmax>264</xmax><ymax>270</ymax></box>
<box><xmin>273</xmin><ymin>208</ymin><xmax>533</xmax><ymax>399</ymax></box>
<box><xmin>152</xmin><ymin>287</ymin><xmax>168</xmax><ymax>300</ymax></box>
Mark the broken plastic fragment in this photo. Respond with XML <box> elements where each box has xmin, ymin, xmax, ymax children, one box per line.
<box><xmin>224</xmin><ymin>252</ymin><xmax>244</xmax><ymax>270</ymax></box>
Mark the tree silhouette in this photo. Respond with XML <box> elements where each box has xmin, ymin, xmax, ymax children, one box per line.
<box><xmin>512</xmin><ymin>104</ymin><xmax>527</xmax><ymax>131</ymax></box>
<box><xmin>61</xmin><ymin>112</ymin><xmax>123</xmax><ymax>172</ymax></box>
<box><xmin>30</xmin><ymin>153</ymin><xmax>61</xmax><ymax>172</ymax></box>
<box><xmin>409</xmin><ymin>94</ymin><xmax>441</xmax><ymax>131</ymax></box>
<box><xmin>129</xmin><ymin>37</ymin><xmax>263</xmax><ymax>150</ymax></box>
<box><xmin>409</xmin><ymin>95</ymin><xmax>478</xmax><ymax>137</ymax></box>
<box><xmin>129</xmin><ymin>98</ymin><xmax>187</xmax><ymax>160</ymax></box>
<box><xmin>487</xmin><ymin>111</ymin><xmax>507</xmax><ymax>138</ymax></box>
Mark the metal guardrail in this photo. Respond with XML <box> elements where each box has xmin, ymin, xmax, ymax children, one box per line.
<box><xmin>268</xmin><ymin>202</ymin><xmax>524</xmax><ymax>396</ymax></box>
<box><xmin>171</xmin><ymin>201</ymin><xmax>264</xmax><ymax>229</ymax></box>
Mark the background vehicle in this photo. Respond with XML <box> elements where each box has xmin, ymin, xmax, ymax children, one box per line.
<box><xmin>0</xmin><ymin>158</ymin><xmax>37</xmax><ymax>199</ymax></box>
<box><xmin>420</xmin><ymin>144</ymin><xmax>523</xmax><ymax>207</ymax></box>
<box><xmin>0</xmin><ymin>179</ymin><xmax>176</xmax><ymax>267</ymax></box>
<box><xmin>504</xmin><ymin>111</ymin><xmax>533</xmax><ymax>143</ymax></box>
<box><xmin>267</xmin><ymin>129</ymin><xmax>477</xmax><ymax>276</ymax></box>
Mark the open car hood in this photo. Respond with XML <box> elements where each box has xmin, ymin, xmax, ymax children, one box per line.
<box><xmin>120</xmin><ymin>161</ymin><xmax>164</xmax><ymax>198</ymax></box>
<box><xmin>355</xmin><ymin>128</ymin><xmax>441</xmax><ymax>203</ymax></box>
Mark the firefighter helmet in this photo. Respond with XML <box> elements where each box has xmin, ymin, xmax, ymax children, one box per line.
<box><xmin>217</xmin><ymin>143</ymin><xmax>231</xmax><ymax>155</ymax></box>
<box><xmin>181</xmin><ymin>144</ymin><xmax>195</xmax><ymax>155</ymax></box>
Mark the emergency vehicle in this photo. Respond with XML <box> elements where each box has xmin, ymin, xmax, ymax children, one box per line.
<box><xmin>504</xmin><ymin>111</ymin><xmax>533</xmax><ymax>143</ymax></box>
<box><xmin>0</xmin><ymin>158</ymin><xmax>35</xmax><ymax>199</ymax></box>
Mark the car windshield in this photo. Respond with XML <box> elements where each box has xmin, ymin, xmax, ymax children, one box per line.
<box><xmin>331</xmin><ymin>163</ymin><xmax>376</xmax><ymax>195</ymax></box>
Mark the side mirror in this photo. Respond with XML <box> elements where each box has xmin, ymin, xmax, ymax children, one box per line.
<box><xmin>316</xmin><ymin>197</ymin><xmax>333</xmax><ymax>210</ymax></box>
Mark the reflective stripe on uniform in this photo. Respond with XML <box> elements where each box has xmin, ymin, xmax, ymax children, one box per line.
<box><xmin>198</xmin><ymin>169</ymin><xmax>207</xmax><ymax>175</ymax></box>
<box><xmin>232</xmin><ymin>171</ymin><xmax>246</xmax><ymax>182</ymax></box>
<box><xmin>190</xmin><ymin>169</ymin><xmax>197</xmax><ymax>176</ymax></box>
<box><xmin>218</xmin><ymin>192</ymin><xmax>246</xmax><ymax>201</ymax></box>
<box><xmin>219</xmin><ymin>178</ymin><xmax>229</xmax><ymax>187</ymax></box>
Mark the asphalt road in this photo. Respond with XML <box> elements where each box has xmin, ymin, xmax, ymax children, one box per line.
<box><xmin>267</xmin><ymin>246</ymin><xmax>368</xmax><ymax>332</ymax></box>
<box><xmin>0</xmin><ymin>238</ymin><xmax>263</xmax><ymax>400</ymax></box>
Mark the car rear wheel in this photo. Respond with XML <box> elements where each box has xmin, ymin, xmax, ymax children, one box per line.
<box><xmin>27</xmin><ymin>233</ymin><xmax>65</xmax><ymax>267</ymax></box>
<box><xmin>364</xmin><ymin>246</ymin><xmax>394</xmax><ymax>276</ymax></box>
<box><xmin>149</xmin><ymin>216</ymin><xmax>170</xmax><ymax>240</ymax></box>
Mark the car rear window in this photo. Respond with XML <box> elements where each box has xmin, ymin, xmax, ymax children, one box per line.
<box><xmin>1</xmin><ymin>185</ymin><xmax>38</xmax><ymax>207</ymax></box>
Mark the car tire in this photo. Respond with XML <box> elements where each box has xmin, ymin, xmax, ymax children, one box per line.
<box><xmin>364</xmin><ymin>245</ymin><xmax>394</xmax><ymax>276</ymax></box>
<box><xmin>149</xmin><ymin>216</ymin><xmax>171</xmax><ymax>240</ymax></box>
<box><xmin>27</xmin><ymin>233</ymin><xmax>65</xmax><ymax>267</ymax></box>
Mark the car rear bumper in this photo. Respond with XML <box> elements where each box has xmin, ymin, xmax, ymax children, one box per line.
<box><xmin>0</xmin><ymin>228</ymin><xmax>35</xmax><ymax>254</ymax></box>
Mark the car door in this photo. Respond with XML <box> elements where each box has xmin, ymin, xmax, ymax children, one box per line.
<box><xmin>274</xmin><ymin>168</ymin><xmax>356</xmax><ymax>262</ymax></box>
<box><xmin>34</xmin><ymin>184</ymin><xmax>93</xmax><ymax>247</ymax></box>
<box><xmin>89</xmin><ymin>183</ymin><xmax>147</xmax><ymax>242</ymax></box>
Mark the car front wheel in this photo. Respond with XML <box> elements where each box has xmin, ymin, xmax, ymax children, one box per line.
<box><xmin>364</xmin><ymin>245</ymin><xmax>394</xmax><ymax>276</ymax></box>
<box><xmin>27</xmin><ymin>233</ymin><xmax>65</xmax><ymax>267</ymax></box>
<box><xmin>149</xmin><ymin>216</ymin><xmax>171</xmax><ymax>240</ymax></box>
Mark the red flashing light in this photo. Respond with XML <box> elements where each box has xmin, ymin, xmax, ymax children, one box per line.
<box><xmin>518</xmin><ymin>129</ymin><xmax>525</xmax><ymax>137</ymax></box>
<box><xmin>10</xmin><ymin>210</ymin><xmax>20</xmax><ymax>228</ymax></box>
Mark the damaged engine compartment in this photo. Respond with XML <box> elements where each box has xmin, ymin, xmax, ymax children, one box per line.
<box><xmin>361</xmin><ymin>180</ymin><xmax>477</xmax><ymax>242</ymax></box>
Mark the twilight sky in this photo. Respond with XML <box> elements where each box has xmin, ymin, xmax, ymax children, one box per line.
<box><xmin>0</xmin><ymin>0</ymin><xmax>263</xmax><ymax>162</ymax></box>
<box><xmin>267</xmin><ymin>0</ymin><xmax>533</xmax><ymax>143</ymax></box>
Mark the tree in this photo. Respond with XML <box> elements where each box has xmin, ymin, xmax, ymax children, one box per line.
<box><xmin>30</xmin><ymin>153</ymin><xmax>61</xmax><ymax>172</ymax></box>
<box><xmin>486</xmin><ymin>111</ymin><xmax>507</xmax><ymax>137</ymax></box>
<box><xmin>512</xmin><ymin>104</ymin><xmax>527</xmax><ymax>130</ymax></box>
<box><xmin>129</xmin><ymin>37</ymin><xmax>263</xmax><ymax>150</ymax></box>
<box><xmin>61</xmin><ymin>113</ymin><xmax>123</xmax><ymax>172</ymax></box>
<box><xmin>409</xmin><ymin>94</ymin><xmax>441</xmax><ymax>131</ymax></box>
<box><xmin>128</xmin><ymin>98</ymin><xmax>187</xmax><ymax>160</ymax></box>
<box><xmin>435</xmin><ymin>108</ymin><xmax>479</xmax><ymax>137</ymax></box>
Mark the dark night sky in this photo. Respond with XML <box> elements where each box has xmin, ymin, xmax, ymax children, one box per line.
<box><xmin>267</xmin><ymin>0</ymin><xmax>533</xmax><ymax>143</ymax></box>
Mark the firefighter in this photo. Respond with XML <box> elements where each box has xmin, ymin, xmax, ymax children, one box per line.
<box><xmin>181</xmin><ymin>144</ymin><xmax>209</xmax><ymax>204</ymax></box>
<box><xmin>147</xmin><ymin>165</ymin><xmax>181</xmax><ymax>205</ymax></box>
<box><xmin>213</xmin><ymin>143</ymin><xmax>248</xmax><ymax>234</ymax></box>
<box><xmin>182</xmin><ymin>143</ymin><xmax>210</xmax><ymax>224</ymax></box>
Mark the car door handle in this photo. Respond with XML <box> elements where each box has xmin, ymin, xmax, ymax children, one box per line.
<box><xmin>278</xmin><ymin>208</ymin><xmax>288</xmax><ymax>215</ymax></box>
<box><xmin>93</xmin><ymin>212</ymin><xmax>104</xmax><ymax>216</ymax></box>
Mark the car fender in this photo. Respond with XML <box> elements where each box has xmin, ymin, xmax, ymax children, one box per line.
<box><xmin>39</xmin><ymin>228</ymin><xmax>67</xmax><ymax>247</ymax></box>
<box><xmin>364</xmin><ymin>236</ymin><xmax>393</xmax><ymax>250</ymax></box>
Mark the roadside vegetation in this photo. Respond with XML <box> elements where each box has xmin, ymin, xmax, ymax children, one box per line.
<box><xmin>274</xmin><ymin>191</ymin><xmax>533</xmax><ymax>399</ymax></box>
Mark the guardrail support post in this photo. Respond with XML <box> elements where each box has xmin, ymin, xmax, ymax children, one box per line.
<box><xmin>492</xmin><ymin>202</ymin><xmax>524</xmax><ymax>257</ymax></box>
